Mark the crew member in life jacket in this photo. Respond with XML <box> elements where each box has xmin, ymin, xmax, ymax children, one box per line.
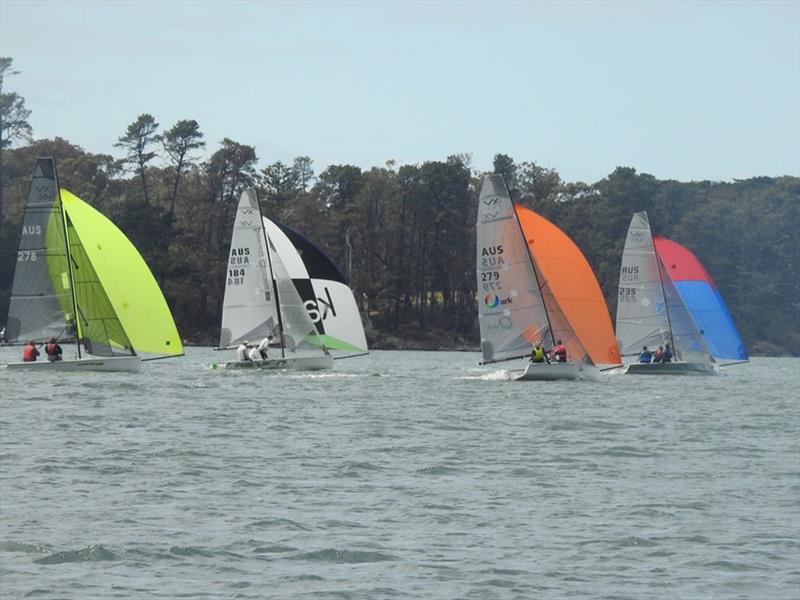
<box><xmin>22</xmin><ymin>340</ymin><xmax>40</xmax><ymax>362</ymax></box>
<box><xmin>661</xmin><ymin>343</ymin><xmax>673</xmax><ymax>363</ymax></box>
<box><xmin>549</xmin><ymin>339</ymin><xmax>567</xmax><ymax>363</ymax></box>
<box><xmin>529</xmin><ymin>341</ymin><xmax>550</xmax><ymax>364</ymax></box>
<box><xmin>45</xmin><ymin>337</ymin><xmax>63</xmax><ymax>362</ymax></box>
<box><xmin>638</xmin><ymin>346</ymin><xmax>653</xmax><ymax>363</ymax></box>
<box><xmin>236</xmin><ymin>341</ymin><xmax>249</xmax><ymax>361</ymax></box>
<box><xmin>257</xmin><ymin>335</ymin><xmax>273</xmax><ymax>359</ymax></box>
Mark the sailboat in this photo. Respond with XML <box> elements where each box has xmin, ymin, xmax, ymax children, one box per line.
<box><xmin>218</xmin><ymin>189</ymin><xmax>362</xmax><ymax>370</ymax></box>
<box><xmin>2</xmin><ymin>158</ymin><xmax>184</xmax><ymax>372</ymax></box>
<box><xmin>476</xmin><ymin>174</ymin><xmax>620</xmax><ymax>381</ymax></box>
<box><xmin>615</xmin><ymin>211</ymin><xmax>748</xmax><ymax>375</ymax></box>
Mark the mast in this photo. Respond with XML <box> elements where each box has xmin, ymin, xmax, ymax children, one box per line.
<box><xmin>255</xmin><ymin>191</ymin><xmax>285</xmax><ymax>358</ymax></box>
<box><xmin>652</xmin><ymin>233</ymin><xmax>676</xmax><ymax>353</ymax></box>
<box><xmin>55</xmin><ymin>167</ymin><xmax>83</xmax><ymax>359</ymax></box>
<box><xmin>512</xmin><ymin>200</ymin><xmax>557</xmax><ymax>349</ymax></box>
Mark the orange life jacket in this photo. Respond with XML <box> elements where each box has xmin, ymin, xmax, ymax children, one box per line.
<box><xmin>22</xmin><ymin>344</ymin><xmax>39</xmax><ymax>362</ymax></box>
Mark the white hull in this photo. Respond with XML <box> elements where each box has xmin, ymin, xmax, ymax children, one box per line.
<box><xmin>624</xmin><ymin>361</ymin><xmax>717</xmax><ymax>376</ymax></box>
<box><xmin>4</xmin><ymin>356</ymin><xmax>141</xmax><ymax>372</ymax></box>
<box><xmin>516</xmin><ymin>361</ymin><xmax>593</xmax><ymax>381</ymax></box>
<box><xmin>217</xmin><ymin>355</ymin><xmax>334</xmax><ymax>371</ymax></box>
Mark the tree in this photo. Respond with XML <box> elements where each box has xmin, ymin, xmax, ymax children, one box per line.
<box><xmin>261</xmin><ymin>160</ymin><xmax>299</xmax><ymax>211</ymax></box>
<box><xmin>492</xmin><ymin>153</ymin><xmax>517</xmax><ymax>195</ymax></box>
<box><xmin>293</xmin><ymin>155</ymin><xmax>314</xmax><ymax>191</ymax></box>
<box><xmin>114</xmin><ymin>114</ymin><xmax>159</xmax><ymax>204</ymax></box>
<box><xmin>0</xmin><ymin>57</ymin><xmax>32</xmax><ymax>239</ymax></box>
<box><xmin>159</xmin><ymin>119</ymin><xmax>205</xmax><ymax>217</ymax></box>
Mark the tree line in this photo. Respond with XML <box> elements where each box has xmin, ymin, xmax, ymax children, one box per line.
<box><xmin>1</xmin><ymin>61</ymin><xmax>798</xmax><ymax>355</ymax></box>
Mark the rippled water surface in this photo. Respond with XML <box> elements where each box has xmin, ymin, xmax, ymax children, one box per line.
<box><xmin>1</xmin><ymin>349</ymin><xmax>798</xmax><ymax>599</ymax></box>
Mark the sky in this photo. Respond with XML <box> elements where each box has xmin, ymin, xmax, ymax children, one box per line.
<box><xmin>1</xmin><ymin>0</ymin><xmax>798</xmax><ymax>184</ymax></box>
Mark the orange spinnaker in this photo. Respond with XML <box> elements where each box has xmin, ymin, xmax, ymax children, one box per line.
<box><xmin>515</xmin><ymin>205</ymin><xmax>620</xmax><ymax>365</ymax></box>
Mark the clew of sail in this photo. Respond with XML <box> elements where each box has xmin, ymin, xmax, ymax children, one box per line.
<box><xmin>59</xmin><ymin>189</ymin><xmax>183</xmax><ymax>359</ymax></box>
<box><xmin>220</xmin><ymin>190</ymin><xmax>280</xmax><ymax>347</ymax></box>
<box><xmin>5</xmin><ymin>159</ymin><xmax>72</xmax><ymax>343</ymax></box>
<box><xmin>476</xmin><ymin>175</ymin><xmax>549</xmax><ymax>363</ymax></box>
<box><xmin>263</xmin><ymin>218</ymin><xmax>368</xmax><ymax>356</ymax></box>
<box><xmin>653</xmin><ymin>236</ymin><xmax>748</xmax><ymax>364</ymax></box>
<box><xmin>515</xmin><ymin>205</ymin><xmax>620</xmax><ymax>366</ymax></box>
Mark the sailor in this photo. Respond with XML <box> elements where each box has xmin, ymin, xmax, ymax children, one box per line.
<box><xmin>549</xmin><ymin>339</ymin><xmax>567</xmax><ymax>363</ymax></box>
<box><xmin>247</xmin><ymin>343</ymin><xmax>262</xmax><ymax>361</ymax></box>
<box><xmin>236</xmin><ymin>340</ymin><xmax>249</xmax><ymax>361</ymax></box>
<box><xmin>530</xmin><ymin>341</ymin><xmax>549</xmax><ymax>364</ymax></box>
<box><xmin>257</xmin><ymin>335</ymin><xmax>273</xmax><ymax>359</ymax></box>
<box><xmin>44</xmin><ymin>337</ymin><xmax>63</xmax><ymax>362</ymax></box>
<box><xmin>662</xmin><ymin>343</ymin><xmax>673</xmax><ymax>363</ymax></box>
<box><xmin>22</xmin><ymin>340</ymin><xmax>40</xmax><ymax>362</ymax></box>
<box><xmin>653</xmin><ymin>346</ymin><xmax>664</xmax><ymax>363</ymax></box>
<box><xmin>638</xmin><ymin>346</ymin><xmax>653</xmax><ymax>363</ymax></box>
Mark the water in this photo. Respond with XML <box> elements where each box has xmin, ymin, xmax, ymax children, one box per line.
<box><xmin>1</xmin><ymin>350</ymin><xmax>798</xmax><ymax>599</ymax></box>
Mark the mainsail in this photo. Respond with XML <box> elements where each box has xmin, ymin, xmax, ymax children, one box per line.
<box><xmin>476</xmin><ymin>175</ymin><xmax>550</xmax><ymax>363</ymax></box>
<box><xmin>5</xmin><ymin>159</ymin><xmax>72</xmax><ymax>343</ymax></box>
<box><xmin>516</xmin><ymin>206</ymin><xmax>620</xmax><ymax>366</ymax></box>
<box><xmin>616</xmin><ymin>212</ymin><xmax>673</xmax><ymax>356</ymax></box>
<box><xmin>654</xmin><ymin>236</ymin><xmax>748</xmax><ymax>363</ymax></box>
<box><xmin>263</xmin><ymin>218</ymin><xmax>368</xmax><ymax>356</ymax></box>
<box><xmin>220</xmin><ymin>190</ymin><xmax>280</xmax><ymax>347</ymax></box>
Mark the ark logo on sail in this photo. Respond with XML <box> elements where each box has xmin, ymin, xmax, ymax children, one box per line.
<box><xmin>484</xmin><ymin>293</ymin><xmax>513</xmax><ymax>308</ymax></box>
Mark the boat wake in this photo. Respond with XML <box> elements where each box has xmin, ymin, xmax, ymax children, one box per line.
<box><xmin>460</xmin><ymin>369</ymin><xmax>516</xmax><ymax>381</ymax></box>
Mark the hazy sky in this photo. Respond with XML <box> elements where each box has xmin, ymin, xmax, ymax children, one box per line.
<box><xmin>1</xmin><ymin>0</ymin><xmax>798</xmax><ymax>183</ymax></box>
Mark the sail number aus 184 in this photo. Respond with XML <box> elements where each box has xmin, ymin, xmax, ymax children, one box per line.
<box><xmin>228</xmin><ymin>268</ymin><xmax>246</xmax><ymax>286</ymax></box>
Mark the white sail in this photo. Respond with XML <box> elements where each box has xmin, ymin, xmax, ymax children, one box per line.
<box><xmin>263</xmin><ymin>218</ymin><xmax>368</xmax><ymax>355</ymax></box>
<box><xmin>615</xmin><ymin>212</ymin><xmax>672</xmax><ymax>356</ymax></box>
<box><xmin>476</xmin><ymin>174</ymin><xmax>549</xmax><ymax>363</ymax></box>
<box><xmin>219</xmin><ymin>190</ymin><xmax>279</xmax><ymax>347</ymax></box>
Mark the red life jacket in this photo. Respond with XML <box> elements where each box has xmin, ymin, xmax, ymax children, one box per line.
<box><xmin>552</xmin><ymin>344</ymin><xmax>567</xmax><ymax>362</ymax></box>
<box><xmin>46</xmin><ymin>343</ymin><xmax>59</xmax><ymax>356</ymax></box>
<box><xmin>22</xmin><ymin>344</ymin><xmax>39</xmax><ymax>362</ymax></box>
